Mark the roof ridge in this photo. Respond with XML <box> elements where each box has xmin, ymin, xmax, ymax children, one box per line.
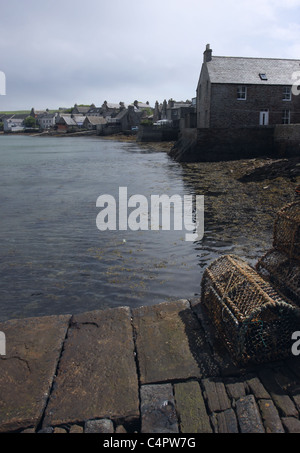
<box><xmin>212</xmin><ymin>55</ymin><xmax>300</xmax><ymax>62</ymax></box>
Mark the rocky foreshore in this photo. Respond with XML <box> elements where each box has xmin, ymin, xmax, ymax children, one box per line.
<box><xmin>1</xmin><ymin>298</ymin><xmax>300</xmax><ymax>434</ymax></box>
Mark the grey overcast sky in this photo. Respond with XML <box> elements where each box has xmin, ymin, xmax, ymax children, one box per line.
<box><xmin>1</xmin><ymin>0</ymin><xmax>300</xmax><ymax>111</ymax></box>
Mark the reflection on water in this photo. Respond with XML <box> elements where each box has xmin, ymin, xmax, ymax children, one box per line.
<box><xmin>0</xmin><ymin>135</ymin><xmax>296</xmax><ymax>320</ymax></box>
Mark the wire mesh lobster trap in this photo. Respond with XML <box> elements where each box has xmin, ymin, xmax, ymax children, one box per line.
<box><xmin>273</xmin><ymin>201</ymin><xmax>300</xmax><ymax>262</ymax></box>
<box><xmin>201</xmin><ymin>254</ymin><xmax>300</xmax><ymax>365</ymax></box>
<box><xmin>257</xmin><ymin>249</ymin><xmax>300</xmax><ymax>306</ymax></box>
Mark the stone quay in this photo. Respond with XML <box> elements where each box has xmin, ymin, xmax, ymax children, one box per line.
<box><xmin>0</xmin><ymin>298</ymin><xmax>300</xmax><ymax>434</ymax></box>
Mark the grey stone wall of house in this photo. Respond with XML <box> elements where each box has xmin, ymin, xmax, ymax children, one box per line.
<box><xmin>209</xmin><ymin>84</ymin><xmax>300</xmax><ymax>128</ymax></box>
<box><xmin>196</xmin><ymin>64</ymin><xmax>211</xmax><ymax>128</ymax></box>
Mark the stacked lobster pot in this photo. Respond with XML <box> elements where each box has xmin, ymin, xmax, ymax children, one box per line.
<box><xmin>201</xmin><ymin>201</ymin><xmax>300</xmax><ymax>365</ymax></box>
<box><xmin>256</xmin><ymin>201</ymin><xmax>300</xmax><ymax>306</ymax></box>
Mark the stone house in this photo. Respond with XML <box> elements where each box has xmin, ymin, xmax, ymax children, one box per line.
<box><xmin>37</xmin><ymin>111</ymin><xmax>58</xmax><ymax>129</ymax></box>
<box><xmin>166</xmin><ymin>99</ymin><xmax>196</xmax><ymax>129</ymax></box>
<box><xmin>83</xmin><ymin>116</ymin><xmax>107</xmax><ymax>131</ymax></box>
<box><xmin>71</xmin><ymin>104</ymin><xmax>93</xmax><ymax>115</ymax></box>
<box><xmin>55</xmin><ymin>114</ymin><xmax>77</xmax><ymax>132</ymax></box>
<box><xmin>3</xmin><ymin>116</ymin><xmax>25</xmax><ymax>132</ymax></box>
<box><xmin>115</xmin><ymin>105</ymin><xmax>141</xmax><ymax>131</ymax></box>
<box><xmin>197</xmin><ymin>44</ymin><xmax>300</xmax><ymax>128</ymax></box>
<box><xmin>153</xmin><ymin>99</ymin><xmax>196</xmax><ymax>129</ymax></box>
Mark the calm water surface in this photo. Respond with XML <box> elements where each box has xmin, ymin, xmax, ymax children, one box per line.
<box><xmin>0</xmin><ymin>135</ymin><xmax>202</xmax><ymax>320</ymax></box>
<box><xmin>0</xmin><ymin>134</ymin><xmax>290</xmax><ymax>321</ymax></box>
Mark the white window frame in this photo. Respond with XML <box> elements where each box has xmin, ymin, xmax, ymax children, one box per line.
<box><xmin>237</xmin><ymin>86</ymin><xmax>247</xmax><ymax>100</ymax></box>
<box><xmin>282</xmin><ymin>109</ymin><xmax>290</xmax><ymax>124</ymax></box>
<box><xmin>283</xmin><ymin>86</ymin><xmax>291</xmax><ymax>101</ymax></box>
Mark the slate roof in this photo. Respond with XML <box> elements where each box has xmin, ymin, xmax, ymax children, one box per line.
<box><xmin>57</xmin><ymin>115</ymin><xmax>77</xmax><ymax>126</ymax></box>
<box><xmin>207</xmin><ymin>56</ymin><xmax>300</xmax><ymax>85</ymax></box>
<box><xmin>84</xmin><ymin>116</ymin><xmax>107</xmax><ymax>125</ymax></box>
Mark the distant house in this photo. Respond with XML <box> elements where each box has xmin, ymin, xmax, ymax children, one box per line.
<box><xmin>3</xmin><ymin>117</ymin><xmax>24</xmax><ymax>132</ymax></box>
<box><xmin>101</xmin><ymin>101</ymin><xmax>127</xmax><ymax>118</ymax></box>
<box><xmin>71</xmin><ymin>104</ymin><xmax>93</xmax><ymax>115</ymax></box>
<box><xmin>132</xmin><ymin>100</ymin><xmax>151</xmax><ymax>110</ymax></box>
<box><xmin>83</xmin><ymin>116</ymin><xmax>107</xmax><ymax>131</ymax></box>
<box><xmin>86</xmin><ymin>106</ymin><xmax>102</xmax><ymax>116</ymax></box>
<box><xmin>37</xmin><ymin>112</ymin><xmax>58</xmax><ymax>129</ymax></box>
<box><xmin>55</xmin><ymin>114</ymin><xmax>77</xmax><ymax>132</ymax></box>
<box><xmin>153</xmin><ymin>99</ymin><xmax>195</xmax><ymax>129</ymax></box>
<box><xmin>197</xmin><ymin>44</ymin><xmax>300</xmax><ymax>128</ymax></box>
<box><xmin>114</xmin><ymin>105</ymin><xmax>140</xmax><ymax>131</ymax></box>
<box><xmin>72</xmin><ymin>115</ymin><xmax>86</xmax><ymax>128</ymax></box>
<box><xmin>166</xmin><ymin>99</ymin><xmax>196</xmax><ymax>129</ymax></box>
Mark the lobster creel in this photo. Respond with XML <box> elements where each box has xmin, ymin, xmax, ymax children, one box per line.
<box><xmin>256</xmin><ymin>248</ymin><xmax>300</xmax><ymax>306</ymax></box>
<box><xmin>273</xmin><ymin>201</ymin><xmax>300</xmax><ymax>262</ymax></box>
<box><xmin>201</xmin><ymin>255</ymin><xmax>300</xmax><ymax>365</ymax></box>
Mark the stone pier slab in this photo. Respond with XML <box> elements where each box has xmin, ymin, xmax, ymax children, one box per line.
<box><xmin>132</xmin><ymin>300</ymin><xmax>216</xmax><ymax>384</ymax></box>
<box><xmin>43</xmin><ymin>307</ymin><xmax>139</xmax><ymax>427</ymax></box>
<box><xmin>0</xmin><ymin>314</ymin><xmax>71</xmax><ymax>432</ymax></box>
<box><xmin>173</xmin><ymin>381</ymin><xmax>212</xmax><ymax>433</ymax></box>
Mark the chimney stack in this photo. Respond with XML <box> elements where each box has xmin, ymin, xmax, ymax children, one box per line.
<box><xmin>203</xmin><ymin>43</ymin><xmax>212</xmax><ymax>63</ymax></box>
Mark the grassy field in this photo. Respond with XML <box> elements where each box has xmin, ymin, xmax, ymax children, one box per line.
<box><xmin>0</xmin><ymin>110</ymin><xmax>31</xmax><ymax>115</ymax></box>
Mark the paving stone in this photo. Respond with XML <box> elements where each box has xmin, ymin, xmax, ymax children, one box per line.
<box><xmin>202</xmin><ymin>378</ymin><xmax>231</xmax><ymax>413</ymax></box>
<box><xmin>259</xmin><ymin>368</ymin><xmax>298</xmax><ymax>417</ymax></box>
<box><xmin>140</xmin><ymin>383</ymin><xmax>179</xmax><ymax>433</ymax></box>
<box><xmin>43</xmin><ymin>308</ymin><xmax>139</xmax><ymax>426</ymax></box>
<box><xmin>85</xmin><ymin>419</ymin><xmax>114</xmax><ymax>433</ymax></box>
<box><xmin>246</xmin><ymin>375</ymin><xmax>270</xmax><ymax>399</ymax></box>
<box><xmin>281</xmin><ymin>417</ymin><xmax>300</xmax><ymax>433</ymax></box>
<box><xmin>133</xmin><ymin>300</ymin><xmax>218</xmax><ymax>384</ymax></box>
<box><xmin>53</xmin><ymin>427</ymin><xmax>68</xmax><ymax>433</ymax></box>
<box><xmin>258</xmin><ymin>399</ymin><xmax>284</xmax><ymax>433</ymax></box>
<box><xmin>173</xmin><ymin>381</ymin><xmax>212</xmax><ymax>433</ymax></box>
<box><xmin>21</xmin><ymin>428</ymin><xmax>36</xmax><ymax>433</ymax></box>
<box><xmin>236</xmin><ymin>395</ymin><xmax>265</xmax><ymax>433</ymax></box>
<box><xmin>69</xmin><ymin>424</ymin><xmax>84</xmax><ymax>433</ymax></box>
<box><xmin>215</xmin><ymin>409</ymin><xmax>239</xmax><ymax>433</ymax></box>
<box><xmin>224</xmin><ymin>377</ymin><xmax>246</xmax><ymax>401</ymax></box>
<box><xmin>0</xmin><ymin>314</ymin><xmax>71</xmax><ymax>433</ymax></box>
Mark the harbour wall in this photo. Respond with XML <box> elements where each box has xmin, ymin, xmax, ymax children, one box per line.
<box><xmin>169</xmin><ymin>125</ymin><xmax>300</xmax><ymax>162</ymax></box>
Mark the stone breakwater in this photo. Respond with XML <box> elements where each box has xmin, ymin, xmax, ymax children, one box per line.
<box><xmin>1</xmin><ymin>299</ymin><xmax>300</xmax><ymax>434</ymax></box>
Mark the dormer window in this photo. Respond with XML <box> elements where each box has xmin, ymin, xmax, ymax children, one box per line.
<box><xmin>259</xmin><ymin>73</ymin><xmax>268</xmax><ymax>80</ymax></box>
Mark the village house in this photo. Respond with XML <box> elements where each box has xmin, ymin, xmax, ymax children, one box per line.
<box><xmin>55</xmin><ymin>114</ymin><xmax>77</xmax><ymax>132</ymax></box>
<box><xmin>86</xmin><ymin>106</ymin><xmax>102</xmax><ymax>116</ymax></box>
<box><xmin>166</xmin><ymin>99</ymin><xmax>196</xmax><ymax>129</ymax></box>
<box><xmin>83</xmin><ymin>115</ymin><xmax>107</xmax><ymax>132</ymax></box>
<box><xmin>153</xmin><ymin>99</ymin><xmax>196</xmax><ymax>129</ymax></box>
<box><xmin>3</xmin><ymin>116</ymin><xmax>25</xmax><ymax>132</ymax></box>
<box><xmin>197</xmin><ymin>44</ymin><xmax>300</xmax><ymax>128</ymax></box>
<box><xmin>37</xmin><ymin>111</ymin><xmax>58</xmax><ymax>129</ymax></box>
<box><xmin>71</xmin><ymin>104</ymin><xmax>94</xmax><ymax>115</ymax></box>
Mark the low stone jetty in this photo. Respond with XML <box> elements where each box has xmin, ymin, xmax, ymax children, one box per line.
<box><xmin>0</xmin><ymin>298</ymin><xmax>300</xmax><ymax>433</ymax></box>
